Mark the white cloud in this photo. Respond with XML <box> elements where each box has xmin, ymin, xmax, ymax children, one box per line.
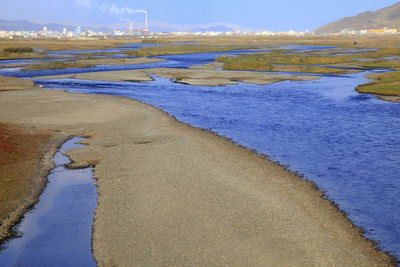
<box><xmin>74</xmin><ymin>0</ymin><xmax>147</xmax><ymax>17</ymax></box>
<box><xmin>74</xmin><ymin>0</ymin><xmax>95</xmax><ymax>9</ymax></box>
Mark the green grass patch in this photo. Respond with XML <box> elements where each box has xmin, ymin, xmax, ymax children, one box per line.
<box><xmin>24</xmin><ymin>61</ymin><xmax>94</xmax><ymax>71</ymax></box>
<box><xmin>357</xmin><ymin>71</ymin><xmax>400</xmax><ymax>96</ymax></box>
<box><xmin>352</xmin><ymin>48</ymin><xmax>400</xmax><ymax>60</ymax></box>
<box><xmin>0</xmin><ymin>47</ymin><xmax>42</xmax><ymax>60</ymax></box>
<box><xmin>357</xmin><ymin>82</ymin><xmax>400</xmax><ymax>95</ymax></box>
<box><xmin>271</xmin><ymin>65</ymin><xmax>354</xmax><ymax>74</ymax></box>
<box><xmin>358</xmin><ymin>60</ymin><xmax>400</xmax><ymax>69</ymax></box>
<box><xmin>125</xmin><ymin>45</ymin><xmax>254</xmax><ymax>57</ymax></box>
<box><xmin>3</xmin><ymin>47</ymin><xmax>33</xmax><ymax>53</ymax></box>
<box><xmin>366</xmin><ymin>71</ymin><xmax>400</xmax><ymax>83</ymax></box>
<box><xmin>216</xmin><ymin>51</ymin><xmax>354</xmax><ymax>74</ymax></box>
<box><xmin>141</xmin><ymin>39</ymin><xmax>163</xmax><ymax>44</ymax></box>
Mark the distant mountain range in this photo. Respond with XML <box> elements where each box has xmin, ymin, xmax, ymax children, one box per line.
<box><xmin>0</xmin><ymin>19</ymin><xmax>112</xmax><ymax>32</ymax></box>
<box><xmin>192</xmin><ymin>25</ymin><xmax>235</xmax><ymax>32</ymax></box>
<box><xmin>316</xmin><ymin>2</ymin><xmax>400</xmax><ymax>33</ymax></box>
<box><xmin>0</xmin><ymin>19</ymin><xmax>240</xmax><ymax>33</ymax></box>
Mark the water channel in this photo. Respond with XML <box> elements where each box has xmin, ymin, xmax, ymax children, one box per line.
<box><xmin>0</xmin><ymin>138</ymin><xmax>97</xmax><ymax>267</ymax></box>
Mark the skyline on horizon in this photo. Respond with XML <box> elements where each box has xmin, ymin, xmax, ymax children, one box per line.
<box><xmin>0</xmin><ymin>0</ymin><xmax>399</xmax><ymax>32</ymax></box>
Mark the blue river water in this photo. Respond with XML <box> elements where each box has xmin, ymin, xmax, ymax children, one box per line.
<box><xmin>0</xmin><ymin>138</ymin><xmax>97</xmax><ymax>267</ymax></box>
<box><xmin>0</xmin><ymin>45</ymin><xmax>399</xmax><ymax>261</ymax></box>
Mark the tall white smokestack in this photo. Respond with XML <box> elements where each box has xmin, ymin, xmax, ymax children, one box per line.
<box><xmin>132</xmin><ymin>9</ymin><xmax>148</xmax><ymax>32</ymax></box>
<box><xmin>144</xmin><ymin>10</ymin><xmax>148</xmax><ymax>32</ymax></box>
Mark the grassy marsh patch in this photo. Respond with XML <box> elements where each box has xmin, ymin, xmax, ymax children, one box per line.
<box><xmin>24</xmin><ymin>61</ymin><xmax>95</xmax><ymax>71</ymax></box>
<box><xmin>358</xmin><ymin>60</ymin><xmax>400</xmax><ymax>69</ymax></box>
<box><xmin>0</xmin><ymin>47</ymin><xmax>43</xmax><ymax>60</ymax></box>
<box><xmin>125</xmin><ymin>45</ymin><xmax>254</xmax><ymax>57</ymax></box>
<box><xmin>357</xmin><ymin>71</ymin><xmax>400</xmax><ymax>96</ymax></box>
<box><xmin>351</xmin><ymin>48</ymin><xmax>400</xmax><ymax>59</ymax></box>
<box><xmin>3</xmin><ymin>47</ymin><xmax>33</xmax><ymax>53</ymax></box>
<box><xmin>216</xmin><ymin>51</ymin><xmax>354</xmax><ymax>74</ymax></box>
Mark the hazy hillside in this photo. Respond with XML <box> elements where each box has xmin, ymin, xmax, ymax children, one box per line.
<box><xmin>192</xmin><ymin>25</ymin><xmax>234</xmax><ymax>32</ymax></box>
<box><xmin>315</xmin><ymin>2</ymin><xmax>400</xmax><ymax>33</ymax></box>
<box><xmin>0</xmin><ymin>19</ymin><xmax>111</xmax><ymax>32</ymax></box>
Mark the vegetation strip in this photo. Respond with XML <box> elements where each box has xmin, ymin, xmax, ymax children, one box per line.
<box><xmin>357</xmin><ymin>71</ymin><xmax>400</xmax><ymax>96</ymax></box>
<box><xmin>24</xmin><ymin>61</ymin><xmax>95</xmax><ymax>71</ymax></box>
<box><xmin>0</xmin><ymin>122</ymin><xmax>58</xmax><ymax>241</ymax></box>
<box><xmin>125</xmin><ymin>45</ymin><xmax>256</xmax><ymax>57</ymax></box>
<box><xmin>216</xmin><ymin>50</ymin><xmax>356</xmax><ymax>74</ymax></box>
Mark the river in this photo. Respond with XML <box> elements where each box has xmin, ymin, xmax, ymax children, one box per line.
<box><xmin>1</xmin><ymin>45</ymin><xmax>399</xmax><ymax>260</ymax></box>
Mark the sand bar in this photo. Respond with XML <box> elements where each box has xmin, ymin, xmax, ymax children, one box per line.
<box><xmin>0</xmin><ymin>76</ymin><xmax>35</xmax><ymax>91</ymax></box>
<box><xmin>0</xmin><ymin>78</ymin><xmax>395</xmax><ymax>266</ymax></box>
<box><xmin>38</xmin><ymin>67</ymin><xmax>318</xmax><ymax>86</ymax></box>
<box><xmin>378</xmin><ymin>95</ymin><xmax>400</xmax><ymax>102</ymax></box>
<box><xmin>73</xmin><ymin>56</ymin><xmax>165</xmax><ymax>66</ymax></box>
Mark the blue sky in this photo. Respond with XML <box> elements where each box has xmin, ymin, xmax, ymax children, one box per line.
<box><xmin>0</xmin><ymin>0</ymin><xmax>398</xmax><ymax>31</ymax></box>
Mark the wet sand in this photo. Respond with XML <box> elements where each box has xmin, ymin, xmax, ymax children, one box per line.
<box><xmin>0</xmin><ymin>77</ymin><xmax>395</xmax><ymax>266</ymax></box>
<box><xmin>38</xmin><ymin>67</ymin><xmax>318</xmax><ymax>86</ymax></box>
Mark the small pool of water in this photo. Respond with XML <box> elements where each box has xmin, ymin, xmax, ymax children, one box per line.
<box><xmin>0</xmin><ymin>138</ymin><xmax>97</xmax><ymax>267</ymax></box>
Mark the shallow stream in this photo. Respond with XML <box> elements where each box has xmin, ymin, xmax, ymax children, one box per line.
<box><xmin>0</xmin><ymin>138</ymin><xmax>97</xmax><ymax>267</ymax></box>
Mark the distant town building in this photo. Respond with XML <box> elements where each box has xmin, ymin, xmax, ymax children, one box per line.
<box><xmin>337</xmin><ymin>27</ymin><xmax>398</xmax><ymax>35</ymax></box>
<box><xmin>1</xmin><ymin>23</ymin><xmax>399</xmax><ymax>39</ymax></box>
<box><xmin>75</xmin><ymin>26</ymin><xmax>81</xmax><ymax>37</ymax></box>
<box><xmin>127</xmin><ymin>22</ymin><xmax>134</xmax><ymax>35</ymax></box>
<box><xmin>367</xmin><ymin>28</ymin><xmax>397</xmax><ymax>34</ymax></box>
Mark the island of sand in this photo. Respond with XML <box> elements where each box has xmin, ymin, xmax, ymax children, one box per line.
<box><xmin>0</xmin><ymin>75</ymin><xmax>395</xmax><ymax>266</ymax></box>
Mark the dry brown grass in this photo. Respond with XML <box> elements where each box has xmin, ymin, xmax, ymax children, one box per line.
<box><xmin>216</xmin><ymin>50</ymin><xmax>355</xmax><ymax>74</ymax></box>
<box><xmin>152</xmin><ymin>35</ymin><xmax>400</xmax><ymax>48</ymax></box>
<box><xmin>0</xmin><ymin>39</ymin><xmax>134</xmax><ymax>51</ymax></box>
<box><xmin>1</xmin><ymin>36</ymin><xmax>400</xmax><ymax>52</ymax></box>
<box><xmin>0</xmin><ymin>123</ymin><xmax>52</xmax><ymax>222</ymax></box>
<box><xmin>125</xmin><ymin>45</ymin><xmax>255</xmax><ymax>57</ymax></box>
<box><xmin>24</xmin><ymin>61</ymin><xmax>95</xmax><ymax>71</ymax></box>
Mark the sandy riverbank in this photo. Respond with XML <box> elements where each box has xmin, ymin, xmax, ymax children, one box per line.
<box><xmin>0</xmin><ymin>76</ymin><xmax>36</xmax><ymax>91</ymax></box>
<box><xmin>378</xmin><ymin>95</ymin><xmax>400</xmax><ymax>102</ymax></box>
<box><xmin>0</xmin><ymin>77</ymin><xmax>68</xmax><ymax>241</ymax></box>
<box><xmin>37</xmin><ymin>67</ymin><xmax>318</xmax><ymax>86</ymax></box>
<box><xmin>0</xmin><ymin>77</ymin><xmax>395</xmax><ymax>266</ymax></box>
